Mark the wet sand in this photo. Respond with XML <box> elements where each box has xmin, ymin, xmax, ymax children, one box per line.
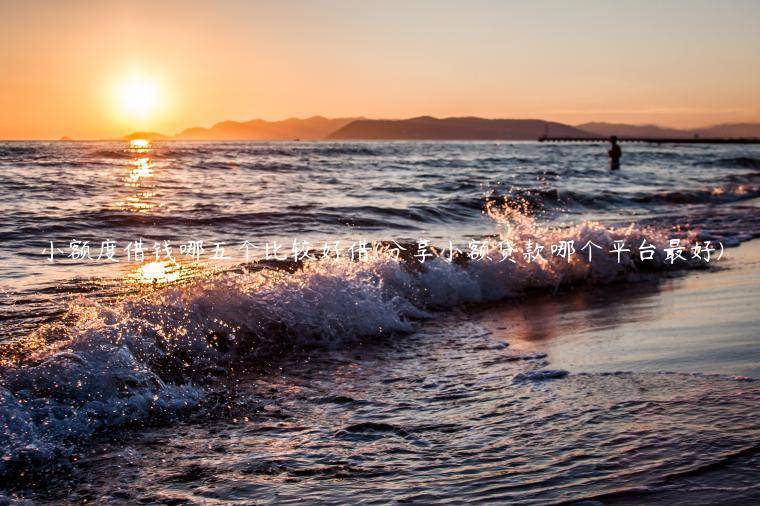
<box><xmin>479</xmin><ymin>239</ymin><xmax>760</xmax><ymax>378</ymax></box>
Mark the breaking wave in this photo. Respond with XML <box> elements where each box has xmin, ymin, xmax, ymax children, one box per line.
<box><xmin>0</xmin><ymin>208</ymin><xmax>722</xmax><ymax>479</ymax></box>
<box><xmin>485</xmin><ymin>183</ymin><xmax>760</xmax><ymax>215</ymax></box>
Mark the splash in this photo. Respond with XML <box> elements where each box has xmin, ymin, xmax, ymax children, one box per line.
<box><xmin>0</xmin><ymin>211</ymin><xmax>715</xmax><ymax>479</ymax></box>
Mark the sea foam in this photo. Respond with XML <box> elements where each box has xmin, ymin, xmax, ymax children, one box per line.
<box><xmin>0</xmin><ymin>209</ymin><xmax>712</xmax><ymax>478</ymax></box>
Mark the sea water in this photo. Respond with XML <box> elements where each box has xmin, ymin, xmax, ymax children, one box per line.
<box><xmin>0</xmin><ymin>141</ymin><xmax>758</xmax><ymax>503</ymax></box>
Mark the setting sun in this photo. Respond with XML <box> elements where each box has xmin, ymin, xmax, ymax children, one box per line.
<box><xmin>117</xmin><ymin>76</ymin><xmax>160</xmax><ymax>120</ymax></box>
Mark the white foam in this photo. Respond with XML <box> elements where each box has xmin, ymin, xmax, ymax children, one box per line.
<box><xmin>0</xmin><ymin>213</ymin><xmax>708</xmax><ymax>476</ymax></box>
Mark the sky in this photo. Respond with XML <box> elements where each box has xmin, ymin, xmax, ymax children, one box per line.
<box><xmin>1</xmin><ymin>0</ymin><xmax>759</xmax><ymax>139</ymax></box>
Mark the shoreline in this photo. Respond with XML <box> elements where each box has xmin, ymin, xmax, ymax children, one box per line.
<box><xmin>477</xmin><ymin>239</ymin><xmax>760</xmax><ymax>378</ymax></box>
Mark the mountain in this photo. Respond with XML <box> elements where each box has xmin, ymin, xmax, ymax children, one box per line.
<box><xmin>576</xmin><ymin>122</ymin><xmax>691</xmax><ymax>139</ymax></box>
<box><xmin>693</xmin><ymin>123</ymin><xmax>760</xmax><ymax>139</ymax></box>
<box><xmin>327</xmin><ymin>116</ymin><xmax>591</xmax><ymax>140</ymax></box>
<box><xmin>577</xmin><ymin>121</ymin><xmax>760</xmax><ymax>139</ymax></box>
<box><xmin>174</xmin><ymin>116</ymin><xmax>359</xmax><ymax>140</ymax></box>
<box><xmin>124</xmin><ymin>131</ymin><xmax>171</xmax><ymax>141</ymax></box>
<box><xmin>121</xmin><ymin>118</ymin><xmax>760</xmax><ymax>142</ymax></box>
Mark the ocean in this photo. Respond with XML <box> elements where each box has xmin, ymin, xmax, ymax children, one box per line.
<box><xmin>0</xmin><ymin>140</ymin><xmax>759</xmax><ymax>503</ymax></box>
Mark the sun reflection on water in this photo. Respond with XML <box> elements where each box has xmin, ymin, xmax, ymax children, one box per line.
<box><xmin>129</xmin><ymin>138</ymin><xmax>151</xmax><ymax>150</ymax></box>
<box><xmin>125</xmin><ymin>157</ymin><xmax>154</xmax><ymax>184</ymax></box>
<box><xmin>125</xmin><ymin>260</ymin><xmax>181</xmax><ymax>285</ymax></box>
<box><xmin>114</xmin><ymin>139</ymin><xmax>160</xmax><ymax>212</ymax></box>
<box><xmin>134</xmin><ymin>260</ymin><xmax>180</xmax><ymax>284</ymax></box>
<box><xmin>124</xmin><ymin>259</ymin><xmax>210</xmax><ymax>286</ymax></box>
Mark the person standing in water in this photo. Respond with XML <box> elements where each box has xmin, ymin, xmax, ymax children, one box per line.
<box><xmin>608</xmin><ymin>136</ymin><xmax>622</xmax><ymax>170</ymax></box>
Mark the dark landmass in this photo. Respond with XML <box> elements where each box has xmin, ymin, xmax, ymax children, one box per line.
<box><xmin>327</xmin><ymin>116</ymin><xmax>591</xmax><ymax>140</ymax></box>
<box><xmin>124</xmin><ymin>131</ymin><xmax>171</xmax><ymax>141</ymax></box>
<box><xmin>577</xmin><ymin>122</ymin><xmax>691</xmax><ymax>139</ymax></box>
<box><xmin>122</xmin><ymin>117</ymin><xmax>760</xmax><ymax>142</ymax></box>
<box><xmin>695</xmin><ymin>123</ymin><xmax>760</xmax><ymax>138</ymax></box>
<box><xmin>578</xmin><ymin>121</ymin><xmax>760</xmax><ymax>139</ymax></box>
<box><xmin>174</xmin><ymin>116</ymin><xmax>359</xmax><ymax>140</ymax></box>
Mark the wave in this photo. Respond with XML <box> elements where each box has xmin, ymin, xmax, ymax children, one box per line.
<box><xmin>408</xmin><ymin>156</ymin><xmax>537</xmax><ymax>168</ymax></box>
<box><xmin>484</xmin><ymin>184</ymin><xmax>760</xmax><ymax>215</ymax></box>
<box><xmin>701</xmin><ymin>156</ymin><xmax>760</xmax><ymax>169</ymax></box>
<box><xmin>632</xmin><ymin>185</ymin><xmax>760</xmax><ymax>205</ymax></box>
<box><xmin>0</xmin><ymin>145</ymin><xmax>40</xmax><ymax>158</ymax></box>
<box><xmin>309</xmin><ymin>145</ymin><xmax>384</xmax><ymax>156</ymax></box>
<box><xmin>0</xmin><ymin>207</ymin><xmax>725</xmax><ymax>479</ymax></box>
<box><xmin>5</xmin><ymin>184</ymin><xmax>757</xmax><ymax>247</ymax></box>
<box><xmin>89</xmin><ymin>148</ymin><xmax>136</xmax><ymax>159</ymax></box>
<box><xmin>5</xmin><ymin>200</ymin><xmax>480</xmax><ymax>238</ymax></box>
<box><xmin>484</xmin><ymin>188</ymin><xmax>624</xmax><ymax>214</ymax></box>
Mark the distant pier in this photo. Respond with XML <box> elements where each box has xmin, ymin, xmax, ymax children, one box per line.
<box><xmin>538</xmin><ymin>136</ymin><xmax>760</xmax><ymax>144</ymax></box>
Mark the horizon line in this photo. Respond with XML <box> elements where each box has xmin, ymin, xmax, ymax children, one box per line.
<box><xmin>3</xmin><ymin>115</ymin><xmax>760</xmax><ymax>142</ymax></box>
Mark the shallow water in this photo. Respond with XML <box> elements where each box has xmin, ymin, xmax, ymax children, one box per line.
<box><xmin>481</xmin><ymin>240</ymin><xmax>760</xmax><ymax>379</ymax></box>
<box><xmin>23</xmin><ymin>315</ymin><xmax>760</xmax><ymax>504</ymax></box>
<box><xmin>1</xmin><ymin>140</ymin><xmax>759</xmax><ymax>503</ymax></box>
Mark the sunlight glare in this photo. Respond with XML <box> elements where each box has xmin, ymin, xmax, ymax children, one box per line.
<box><xmin>133</xmin><ymin>261</ymin><xmax>180</xmax><ymax>284</ymax></box>
<box><xmin>129</xmin><ymin>139</ymin><xmax>151</xmax><ymax>149</ymax></box>
<box><xmin>118</xmin><ymin>77</ymin><xmax>159</xmax><ymax>119</ymax></box>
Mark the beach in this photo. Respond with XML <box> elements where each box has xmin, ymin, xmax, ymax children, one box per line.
<box><xmin>14</xmin><ymin>240</ymin><xmax>760</xmax><ymax>504</ymax></box>
<box><xmin>480</xmin><ymin>239</ymin><xmax>760</xmax><ymax>379</ymax></box>
<box><xmin>0</xmin><ymin>140</ymin><xmax>758</xmax><ymax>503</ymax></box>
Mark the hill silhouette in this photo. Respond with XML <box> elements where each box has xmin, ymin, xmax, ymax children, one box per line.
<box><xmin>578</xmin><ymin>122</ymin><xmax>760</xmax><ymax>139</ymax></box>
<box><xmin>577</xmin><ymin>122</ymin><xmax>690</xmax><ymax>139</ymax></box>
<box><xmin>124</xmin><ymin>131</ymin><xmax>171</xmax><ymax>141</ymax></box>
<box><xmin>123</xmin><ymin>117</ymin><xmax>760</xmax><ymax>142</ymax></box>
<box><xmin>694</xmin><ymin>123</ymin><xmax>760</xmax><ymax>138</ymax></box>
<box><xmin>174</xmin><ymin>116</ymin><xmax>358</xmax><ymax>140</ymax></box>
<box><xmin>327</xmin><ymin>116</ymin><xmax>591</xmax><ymax>140</ymax></box>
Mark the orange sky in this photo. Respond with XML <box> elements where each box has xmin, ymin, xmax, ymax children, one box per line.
<box><xmin>1</xmin><ymin>0</ymin><xmax>759</xmax><ymax>139</ymax></box>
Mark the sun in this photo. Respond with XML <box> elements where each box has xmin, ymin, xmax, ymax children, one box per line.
<box><xmin>117</xmin><ymin>76</ymin><xmax>160</xmax><ymax>119</ymax></box>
